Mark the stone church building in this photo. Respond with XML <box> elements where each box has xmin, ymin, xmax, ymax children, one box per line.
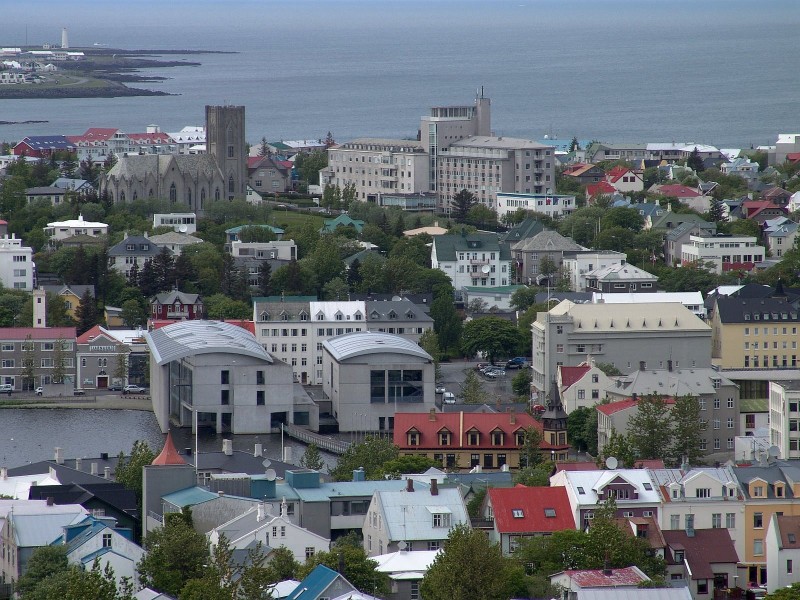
<box><xmin>101</xmin><ymin>105</ymin><xmax>247</xmax><ymax>214</ymax></box>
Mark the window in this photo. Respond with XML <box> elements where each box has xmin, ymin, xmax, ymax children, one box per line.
<box><xmin>727</xmin><ymin>417</ymin><xmax>734</xmax><ymax>429</ymax></box>
<box><xmin>712</xmin><ymin>513</ymin><xmax>721</xmax><ymax>528</ymax></box>
<box><xmin>467</xmin><ymin>431</ymin><xmax>480</xmax><ymax>445</ymax></box>
<box><xmin>754</xmin><ymin>513</ymin><xmax>763</xmax><ymax>528</ymax></box>
<box><xmin>102</xmin><ymin>533</ymin><xmax>112</xmax><ymax>548</ymax></box>
<box><xmin>427</xmin><ymin>541</ymin><xmax>441</xmax><ymax>551</ymax></box>
<box><xmin>544</xmin><ymin>508</ymin><xmax>556</xmax><ymax>518</ymax></box>
<box><xmin>305</xmin><ymin>547</ymin><xmax>315</xmax><ymax>560</ymax></box>
<box><xmin>221</xmin><ymin>390</ymin><xmax>229</xmax><ymax>405</ymax></box>
<box><xmin>789</xmin><ymin>560</ymin><xmax>794</xmax><ymax>574</ymax></box>
<box><xmin>696</xmin><ymin>488</ymin><xmax>711</xmax><ymax>498</ymax></box>
<box><xmin>670</xmin><ymin>514</ymin><xmax>680</xmax><ymax>529</ymax></box>
<box><xmin>256</xmin><ymin>391</ymin><xmax>265</xmax><ymax>406</ymax></box>
<box><xmin>697</xmin><ymin>580</ymin><xmax>709</xmax><ymax>595</ymax></box>
<box><xmin>714</xmin><ymin>398</ymin><xmax>720</xmax><ymax>409</ymax></box>
<box><xmin>728</xmin><ymin>398</ymin><xmax>735</xmax><ymax>408</ymax></box>
<box><xmin>432</xmin><ymin>512</ymin><xmax>451</xmax><ymax>527</ymax></box>
<box><xmin>221</xmin><ymin>370</ymin><xmax>230</xmax><ymax>385</ymax></box>
<box><xmin>726</xmin><ymin>513</ymin><xmax>735</xmax><ymax>528</ymax></box>
<box><xmin>410</xmin><ymin>581</ymin><xmax>420</xmax><ymax>600</ymax></box>
<box><xmin>256</xmin><ymin>371</ymin><xmax>264</xmax><ymax>385</ymax></box>
<box><xmin>512</xmin><ymin>509</ymin><xmax>524</xmax><ymax>518</ymax></box>
<box><xmin>754</xmin><ymin>539</ymin><xmax>764</xmax><ymax>556</ymax></box>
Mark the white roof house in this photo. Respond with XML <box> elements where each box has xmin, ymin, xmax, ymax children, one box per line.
<box><xmin>591</xmin><ymin>291</ymin><xmax>706</xmax><ymax>318</ymax></box>
<box><xmin>44</xmin><ymin>214</ymin><xmax>108</xmax><ymax>241</ymax></box>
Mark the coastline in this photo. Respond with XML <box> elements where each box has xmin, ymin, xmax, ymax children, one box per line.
<box><xmin>0</xmin><ymin>395</ymin><xmax>153</xmax><ymax>411</ymax></box>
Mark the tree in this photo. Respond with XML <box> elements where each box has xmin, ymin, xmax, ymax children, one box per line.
<box><xmin>329</xmin><ymin>435</ymin><xmax>399</xmax><ymax>481</ymax></box>
<box><xmin>113</xmin><ymin>349</ymin><xmax>128</xmax><ymax>386</ymax></box>
<box><xmin>418</xmin><ymin>329</ymin><xmax>442</xmax><ymax>381</ymax></box>
<box><xmin>120</xmin><ymin>298</ymin><xmax>147</xmax><ymax>327</ymax></box>
<box><xmin>204</xmin><ymin>293</ymin><xmax>252</xmax><ymax>320</ymax></box>
<box><xmin>567</xmin><ymin>406</ymin><xmax>595</xmax><ymax>454</ymax></box>
<box><xmin>21</xmin><ymin>334</ymin><xmax>37</xmax><ymax>391</ymax></box>
<box><xmin>539</xmin><ymin>254</ymin><xmax>558</xmax><ymax>279</ymax></box>
<box><xmin>519</xmin><ymin>425</ymin><xmax>544</xmax><ymax>468</ymax></box>
<box><xmin>466</xmin><ymin>487</ymin><xmax>487</xmax><ymax>519</ymax></box>
<box><xmin>595</xmin><ymin>362</ymin><xmax>622</xmax><ymax>376</ymax></box>
<box><xmin>708</xmin><ymin>198</ymin><xmax>726</xmax><ymax>224</ymax></box>
<box><xmin>299</xmin><ymin>443</ymin><xmax>325</xmax><ymax>471</ymax></box>
<box><xmin>298</xmin><ymin>543</ymin><xmax>390</xmax><ymax>596</ymax></box>
<box><xmin>600</xmin><ymin>430</ymin><xmax>636</xmax><ymax>468</ymax></box>
<box><xmin>296</xmin><ymin>150</ymin><xmax>327</xmax><ymax>189</ymax></box>
<box><xmin>430</xmin><ymin>291</ymin><xmax>462</xmax><ymax>352</ymax></box>
<box><xmin>511</xmin><ymin>369</ymin><xmax>532</xmax><ymax>397</ymax></box>
<box><xmin>115</xmin><ymin>440</ymin><xmax>155</xmax><ymax>511</ymax></box>
<box><xmin>467</xmin><ymin>297</ymin><xmax>489</xmax><ymax>313</ymax></box>
<box><xmin>421</xmin><ymin>524</ymin><xmax>526</xmax><ymax>600</ymax></box>
<box><xmin>23</xmin><ymin>560</ymin><xmax>134</xmax><ymax>600</ymax></box>
<box><xmin>238</xmin><ymin>225</ymin><xmax>277</xmax><ymax>243</ymax></box>
<box><xmin>74</xmin><ymin>288</ymin><xmax>98</xmax><ymax>335</ymax></box>
<box><xmin>766</xmin><ymin>583</ymin><xmax>800</xmax><ymax>599</ymax></box>
<box><xmin>450</xmin><ymin>189</ymin><xmax>476</xmax><ymax>222</ymax></box>
<box><xmin>687</xmin><ymin>147</ymin><xmax>705</xmax><ymax>173</ymax></box>
<box><xmin>459</xmin><ymin>370</ymin><xmax>487</xmax><ymax>404</ymax></box>
<box><xmin>460</xmin><ymin>316</ymin><xmax>521</xmax><ymax>363</ymax></box>
<box><xmin>510</xmin><ymin>286</ymin><xmax>539</xmax><ymax>312</ymax></box>
<box><xmin>627</xmin><ymin>394</ymin><xmax>673</xmax><ymax>461</ymax></box>
<box><xmin>257</xmin><ymin>260</ymin><xmax>272</xmax><ymax>297</ymax></box>
<box><xmin>513</xmin><ymin>465</ymin><xmax>552</xmax><ymax>486</ymax></box>
<box><xmin>670</xmin><ymin>394</ymin><xmax>704</xmax><ymax>467</ymax></box>
<box><xmin>264</xmin><ymin>546</ymin><xmax>300</xmax><ymax>584</ymax></box>
<box><xmin>51</xmin><ymin>338</ymin><xmax>67</xmax><ymax>384</ymax></box>
<box><xmin>138</xmin><ymin>509</ymin><xmax>208</xmax><ymax>598</ymax></box>
<box><xmin>378</xmin><ymin>455</ymin><xmax>440</xmax><ymax>479</ymax></box>
<box><xmin>15</xmin><ymin>545</ymin><xmax>69</xmax><ymax>597</ymax></box>
<box><xmin>323</xmin><ymin>277</ymin><xmax>349</xmax><ymax>300</ymax></box>
<box><xmin>258</xmin><ymin>136</ymin><xmax>269</xmax><ymax>157</ymax></box>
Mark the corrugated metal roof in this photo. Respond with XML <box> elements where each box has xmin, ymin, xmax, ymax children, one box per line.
<box><xmin>11</xmin><ymin>508</ymin><xmax>86</xmax><ymax>547</ymax></box>
<box><xmin>144</xmin><ymin>320</ymin><xmax>272</xmax><ymax>366</ymax></box>
<box><xmin>322</xmin><ymin>331</ymin><xmax>431</xmax><ymax>363</ymax></box>
<box><xmin>161</xmin><ymin>486</ymin><xmax>218</xmax><ymax>508</ymax></box>
<box><xmin>579</xmin><ymin>588</ymin><xmax>692</xmax><ymax>600</ymax></box>
<box><xmin>377</xmin><ymin>486</ymin><xmax>468</xmax><ymax>541</ymax></box>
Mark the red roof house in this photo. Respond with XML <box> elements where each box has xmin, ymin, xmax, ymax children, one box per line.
<box><xmin>586</xmin><ymin>180</ymin><xmax>616</xmax><ymax>203</ymax></box>
<box><xmin>662</xmin><ymin>529</ymin><xmax>739</xmax><ymax>595</ymax></box>
<box><xmin>741</xmin><ymin>200</ymin><xmax>787</xmax><ymax>223</ymax></box>
<box><xmin>551</xmin><ymin>566</ymin><xmax>650</xmax><ymax>591</ymax></box>
<box><xmin>485</xmin><ymin>485</ymin><xmax>575</xmax><ymax>553</ymax></box>
<box><xmin>393</xmin><ymin>410</ymin><xmax>566</xmax><ymax>470</ymax></box>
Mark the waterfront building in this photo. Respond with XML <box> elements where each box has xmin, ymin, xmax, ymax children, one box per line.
<box><xmin>0</xmin><ymin>326</ymin><xmax>76</xmax><ymax>390</ymax></box>
<box><xmin>76</xmin><ymin>324</ymin><xmax>129</xmax><ymax>390</ymax></box>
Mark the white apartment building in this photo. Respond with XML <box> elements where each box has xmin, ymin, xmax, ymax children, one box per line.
<box><xmin>681</xmin><ymin>234</ymin><xmax>765</xmax><ymax>274</ymax></box>
<box><xmin>562</xmin><ymin>250</ymin><xmax>626</xmax><ymax>292</ymax></box>
<box><xmin>437</xmin><ymin>136</ymin><xmax>556</xmax><ymax>212</ymax></box>
<box><xmin>496</xmin><ymin>192</ymin><xmax>576</xmax><ymax>220</ymax></box>
<box><xmin>0</xmin><ymin>235</ymin><xmax>34</xmax><ymax>291</ymax></box>
<box><xmin>321</xmin><ymin>138</ymin><xmax>430</xmax><ymax>203</ymax></box>
<box><xmin>430</xmin><ymin>232</ymin><xmax>512</xmax><ymax>290</ymax></box>
<box><xmin>253</xmin><ymin>298</ymin><xmax>431</xmax><ymax>385</ymax></box>
<box><xmin>153</xmin><ymin>212</ymin><xmax>197</xmax><ymax>234</ymax></box>
<box><xmin>229</xmin><ymin>240</ymin><xmax>297</xmax><ymax>261</ymax></box>
<box><xmin>590</xmin><ymin>291</ymin><xmax>707</xmax><ymax>319</ymax></box>
<box><xmin>769</xmin><ymin>381</ymin><xmax>800</xmax><ymax>459</ymax></box>
<box><xmin>44</xmin><ymin>214</ymin><xmax>108</xmax><ymax>243</ymax></box>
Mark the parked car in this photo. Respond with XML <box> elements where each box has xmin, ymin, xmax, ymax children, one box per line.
<box><xmin>435</xmin><ymin>385</ymin><xmax>446</xmax><ymax>394</ymax></box>
<box><xmin>35</xmin><ymin>386</ymin><xmax>43</xmax><ymax>396</ymax></box>
<box><xmin>505</xmin><ymin>357</ymin><xmax>529</xmax><ymax>369</ymax></box>
<box><xmin>108</xmin><ymin>384</ymin><xmax>123</xmax><ymax>392</ymax></box>
<box><xmin>474</xmin><ymin>362</ymin><xmax>490</xmax><ymax>371</ymax></box>
<box><xmin>0</xmin><ymin>384</ymin><xmax>13</xmax><ymax>396</ymax></box>
<box><xmin>442</xmin><ymin>391</ymin><xmax>456</xmax><ymax>404</ymax></box>
<box><xmin>122</xmin><ymin>384</ymin><xmax>147</xmax><ymax>394</ymax></box>
<box><xmin>73</xmin><ymin>388</ymin><xmax>86</xmax><ymax>396</ymax></box>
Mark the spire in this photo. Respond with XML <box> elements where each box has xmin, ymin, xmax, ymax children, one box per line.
<box><xmin>151</xmin><ymin>431</ymin><xmax>187</xmax><ymax>466</ymax></box>
<box><xmin>774</xmin><ymin>278</ymin><xmax>786</xmax><ymax>298</ymax></box>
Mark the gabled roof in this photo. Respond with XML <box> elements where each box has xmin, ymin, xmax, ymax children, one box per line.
<box><xmin>663</xmin><ymin>529</ymin><xmax>739</xmax><ymax>579</ymax></box>
<box><xmin>585</xmin><ymin>262</ymin><xmax>657</xmax><ymax>282</ymax></box>
<box><xmin>432</xmin><ymin>232</ymin><xmax>510</xmax><ymax>261</ymax></box>
<box><xmin>512</xmin><ymin>230</ymin><xmax>583</xmax><ymax>253</ymax></box>
<box><xmin>320</xmin><ymin>214</ymin><xmax>365</xmax><ymax>233</ymax></box>
<box><xmin>489</xmin><ymin>486</ymin><xmax>574</xmax><ymax>534</ymax></box>
<box><xmin>606</xmin><ymin>166</ymin><xmax>638</xmax><ymax>183</ymax></box>
<box><xmin>560</xmin><ymin>566</ymin><xmax>649</xmax><ymax>587</ymax></box>
<box><xmin>586</xmin><ymin>181</ymin><xmax>616</xmax><ymax>199</ymax></box>
<box><xmin>651</xmin><ymin>184</ymin><xmax>701</xmax><ymax>198</ymax></box>
<box><xmin>555</xmin><ymin>469</ymin><xmax>661</xmax><ymax>507</ymax></box>
<box><xmin>597</xmin><ymin>397</ymin><xmax>676</xmax><ymax>416</ymax></box>
<box><xmin>774</xmin><ymin>515</ymin><xmax>800</xmax><ymax>550</ymax></box>
<box><xmin>108</xmin><ymin>235</ymin><xmax>162</xmax><ymax>257</ymax></box>
<box><xmin>375</xmin><ymin>485</ymin><xmax>468</xmax><ymax>541</ymax></box>
<box><xmin>559</xmin><ymin>364</ymin><xmax>592</xmax><ymax>390</ymax></box>
<box><xmin>288</xmin><ymin>564</ymin><xmax>351</xmax><ymax>600</ymax></box>
<box><xmin>151</xmin><ymin>290</ymin><xmax>202</xmax><ymax>306</ymax></box>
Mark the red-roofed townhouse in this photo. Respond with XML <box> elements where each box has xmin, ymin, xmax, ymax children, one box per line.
<box><xmin>662</xmin><ymin>529</ymin><xmax>740</xmax><ymax>597</ymax></box>
<box><xmin>586</xmin><ymin>180</ymin><xmax>617</xmax><ymax>204</ymax></box>
<box><xmin>484</xmin><ymin>485</ymin><xmax>575</xmax><ymax>554</ymax></box>
<box><xmin>562</xmin><ymin>163</ymin><xmax>605</xmax><ymax>185</ymax></box>
<box><xmin>247</xmin><ymin>155</ymin><xmax>292</xmax><ymax>195</ymax></box>
<box><xmin>76</xmin><ymin>325</ymin><xmax>130</xmax><ymax>390</ymax></box>
<box><xmin>126</xmin><ymin>132</ymin><xmax>176</xmax><ymax>155</ymax></box>
<box><xmin>393</xmin><ymin>409</ymin><xmax>568</xmax><ymax>470</ymax></box>
<box><xmin>557</xmin><ymin>361</ymin><xmax>613</xmax><ymax>413</ymax></box>
<box><xmin>596</xmin><ymin>396</ymin><xmax>675</xmax><ymax>455</ymax></box>
<box><xmin>67</xmin><ymin>128</ymin><xmax>118</xmax><ymax>163</ymax></box>
<box><xmin>550</xmin><ymin>566</ymin><xmax>650</xmax><ymax>597</ymax></box>
<box><xmin>650</xmin><ymin>183</ymin><xmax>712</xmax><ymax>213</ymax></box>
<box><xmin>741</xmin><ymin>200</ymin><xmax>787</xmax><ymax>224</ymax></box>
<box><xmin>0</xmin><ymin>326</ymin><xmax>77</xmax><ymax>391</ymax></box>
<box><xmin>605</xmin><ymin>166</ymin><xmax>644</xmax><ymax>193</ymax></box>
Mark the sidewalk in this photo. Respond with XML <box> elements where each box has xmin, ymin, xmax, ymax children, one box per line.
<box><xmin>0</xmin><ymin>394</ymin><xmax>152</xmax><ymax>411</ymax></box>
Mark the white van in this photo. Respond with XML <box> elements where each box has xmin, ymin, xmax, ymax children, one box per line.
<box><xmin>442</xmin><ymin>392</ymin><xmax>456</xmax><ymax>404</ymax></box>
<box><xmin>0</xmin><ymin>384</ymin><xmax>13</xmax><ymax>396</ymax></box>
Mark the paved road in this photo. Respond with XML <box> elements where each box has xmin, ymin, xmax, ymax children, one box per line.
<box><xmin>0</xmin><ymin>393</ymin><xmax>152</xmax><ymax>411</ymax></box>
<box><xmin>437</xmin><ymin>360</ymin><xmax>515</xmax><ymax>404</ymax></box>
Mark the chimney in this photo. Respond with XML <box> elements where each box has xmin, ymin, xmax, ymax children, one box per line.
<box><xmin>406</xmin><ymin>478</ymin><xmax>414</xmax><ymax>492</ymax></box>
<box><xmin>90</xmin><ymin>462</ymin><xmax>98</xmax><ymax>476</ymax></box>
<box><xmin>667</xmin><ymin>359</ymin><xmax>673</xmax><ymax>372</ymax></box>
<box><xmin>54</xmin><ymin>447</ymin><xmax>64</xmax><ymax>465</ymax></box>
<box><xmin>185</xmin><ymin>448</ymin><xmax>193</xmax><ymax>456</ymax></box>
<box><xmin>639</xmin><ymin>361</ymin><xmax>646</xmax><ymax>371</ymax></box>
<box><xmin>431</xmin><ymin>479</ymin><xmax>439</xmax><ymax>496</ymax></box>
<box><xmin>254</xmin><ymin>443</ymin><xmax>263</xmax><ymax>457</ymax></box>
<box><xmin>223</xmin><ymin>439</ymin><xmax>233</xmax><ymax>456</ymax></box>
<box><xmin>103</xmin><ymin>466</ymin><xmax>111</xmax><ymax>479</ymax></box>
<box><xmin>218</xmin><ymin>491</ymin><xmax>225</xmax><ymax>496</ymax></box>
<box><xmin>0</xmin><ymin>467</ymin><xmax>6</xmax><ymax>480</ymax></box>
<box><xmin>509</xmin><ymin>408</ymin><xmax>516</xmax><ymax>425</ymax></box>
<box><xmin>257</xmin><ymin>502</ymin><xmax>265</xmax><ymax>522</ymax></box>
<box><xmin>429</xmin><ymin>408</ymin><xmax>436</xmax><ymax>422</ymax></box>
<box><xmin>74</xmin><ymin>458</ymin><xmax>82</xmax><ymax>472</ymax></box>
<box><xmin>283</xmin><ymin>447</ymin><xmax>292</xmax><ymax>463</ymax></box>
<box><xmin>100</xmin><ymin>452</ymin><xmax>108</xmax><ymax>461</ymax></box>
<box><xmin>632</xmin><ymin>392</ymin><xmax>638</xmax><ymax>401</ymax></box>
<box><xmin>281</xmin><ymin>497</ymin><xmax>288</xmax><ymax>517</ymax></box>
<box><xmin>46</xmin><ymin>497</ymin><xmax>55</xmax><ymax>506</ymax></box>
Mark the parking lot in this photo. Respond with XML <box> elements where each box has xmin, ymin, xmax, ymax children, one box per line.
<box><xmin>436</xmin><ymin>359</ymin><xmax>518</xmax><ymax>406</ymax></box>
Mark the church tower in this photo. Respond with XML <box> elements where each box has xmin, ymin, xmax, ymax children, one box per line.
<box><xmin>205</xmin><ymin>105</ymin><xmax>247</xmax><ymax>200</ymax></box>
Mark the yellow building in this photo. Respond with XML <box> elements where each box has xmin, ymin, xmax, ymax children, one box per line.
<box><xmin>41</xmin><ymin>284</ymin><xmax>94</xmax><ymax>320</ymax></box>
<box><xmin>732</xmin><ymin>463</ymin><xmax>800</xmax><ymax>587</ymax></box>
<box><xmin>711</xmin><ymin>295</ymin><xmax>800</xmax><ymax>369</ymax></box>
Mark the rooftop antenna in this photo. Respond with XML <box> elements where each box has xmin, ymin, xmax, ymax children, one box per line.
<box><xmin>605</xmin><ymin>456</ymin><xmax>619</xmax><ymax>470</ymax></box>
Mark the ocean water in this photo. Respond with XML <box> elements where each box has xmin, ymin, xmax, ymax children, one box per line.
<box><xmin>1</xmin><ymin>0</ymin><xmax>799</xmax><ymax>147</ymax></box>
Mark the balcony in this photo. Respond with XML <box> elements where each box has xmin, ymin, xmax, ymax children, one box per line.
<box><xmin>469</xmin><ymin>259</ymin><xmax>489</xmax><ymax>265</ymax></box>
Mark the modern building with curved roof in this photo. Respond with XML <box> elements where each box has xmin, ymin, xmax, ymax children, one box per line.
<box><xmin>321</xmin><ymin>331</ymin><xmax>435</xmax><ymax>433</ymax></box>
<box><xmin>145</xmin><ymin>320</ymin><xmax>317</xmax><ymax>435</ymax></box>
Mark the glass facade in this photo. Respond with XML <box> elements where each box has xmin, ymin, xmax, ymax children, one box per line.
<box><xmin>370</xmin><ymin>369</ymin><xmax>423</xmax><ymax>403</ymax></box>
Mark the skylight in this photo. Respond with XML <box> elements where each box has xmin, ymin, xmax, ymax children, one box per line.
<box><xmin>544</xmin><ymin>508</ymin><xmax>556</xmax><ymax>518</ymax></box>
<box><xmin>577</xmin><ymin>486</ymin><xmax>585</xmax><ymax>494</ymax></box>
<box><xmin>512</xmin><ymin>509</ymin><xmax>524</xmax><ymax>518</ymax></box>
<box><xmin>643</xmin><ymin>483</ymin><xmax>653</xmax><ymax>491</ymax></box>
<box><xmin>790</xmin><ymin>533</ymin><xmax>797</xmax><ymax>544</ymax></box>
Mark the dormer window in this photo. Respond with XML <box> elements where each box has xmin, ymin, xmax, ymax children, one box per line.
<box><xmin>512</xmin><ymin>509</ymin><xmax>524</xmax><ymax>518</ymax></box>
<box><xmin>370</xmin><ymin>311</ymin><xmax>380</xmax><ymax>320</ymax></box>
<box><xmin>126</xmin><ymin>244</ymin><xmax>135</xmax><ymax>251</ymax></box>
<box><xmin>775</xmin><ymin>483</ymin><xmax>785</xmax><ymax>498</ymax></box>
<box><xmin>744</xmin><ymin>314</ymin><xmax>751</xmax><ymax>320</ymax></box>
<box><xmin>316</xmin><ymin>312</ymin><xmax>325</xmax><ymax>321</ymax></box>
<box><xmin>140</xmin><ymin>244</ymin><xmax>149</xmax><ymax>251</ymax></box>
<box><xmin>467</xmin><ymin>429</ymin><xmax>480</xmax><ymax>445</ymax></box>
<box><xmin>388</xmin><ymin>311</ymin><xmax>398</xmax><ymax>320</ymax></box>
<box><xmin>354</xmin><ymin>312</ymin><xmax>362</xmax><ymax>321</ymax></box>
<box><xmin>515</xmin><ymin>431</ymin><xmax>525</xmax><ymax>446</ymax></box>
<box><xmin>491</xmin><ymin>429</ymin><xmax>504</xmax><ymax>446</ymax></box>
<box><xmin>299</xmin><ymin>311</ymin><xmax>308</xmax><ymax>321</ymax></box>
<box><xmin>280</xmin><ymin>311</ymin><xmax>289</xmax><ymax>321</ymax></box>
<box><xmin>406</xmin><ymin>311</ymin><xmax>414</xmax><ymax>319</ymax></box>
<box><xmin>260</xmin><ymin>311</ymin><xmax>271</xmax><ymax>322</ymax></box>
<box><xmin>432</xmin><ymin>512</ymin><xmax>451</xmax><ymax>528</ymax></box>
<box><xmin>407</xmin><ymin>429</ymin><xmax>420</xmax><ymax>446</ymax></box>
<box><xmin>335</xmin><ymin>312</ymin><xmax>343</xmax><ymax>321</ymax></box>
<box><xmin>438</xmin><ymin>429</ymin><xmax>451</xmax><ymax>446</ymax></box>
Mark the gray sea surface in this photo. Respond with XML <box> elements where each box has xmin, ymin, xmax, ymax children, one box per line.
<box><xmin>1</xmin><ymin>0</ymin><xmax>798</xmax><ymax>147</ymax></box>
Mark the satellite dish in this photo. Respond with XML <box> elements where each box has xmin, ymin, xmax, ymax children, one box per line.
<box><xmin>768</xmin><ymin>445</ymin><xmax>780</xmax><ymax>458</ymax></box>
<box><xmin>265</xmin><ymin>468</ymin><xmax>277</xmax><ymax>482</ymax></box>
<box><xmin>481</xmin><ymin>264</ymin><xmax>491</xmax><ymax>274</ymax></box>
<box><xmin>398</xmin><ymin>541</ymin><xmax>407</xmax><ymax>551</ymax></box>
<box><xmin>605</xmin><ymin>456</ymin><xmax>619</xmax><ymax>470</ymax></box>
<box><xmin>262</xmin><ymin>459</ymin><xmax>272</xmax><ymax>469</ymax></box>
<box><xmin>179</xmin><ymin>224</ymin><xmax>188</xmax><ymax>233</ymax></box>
